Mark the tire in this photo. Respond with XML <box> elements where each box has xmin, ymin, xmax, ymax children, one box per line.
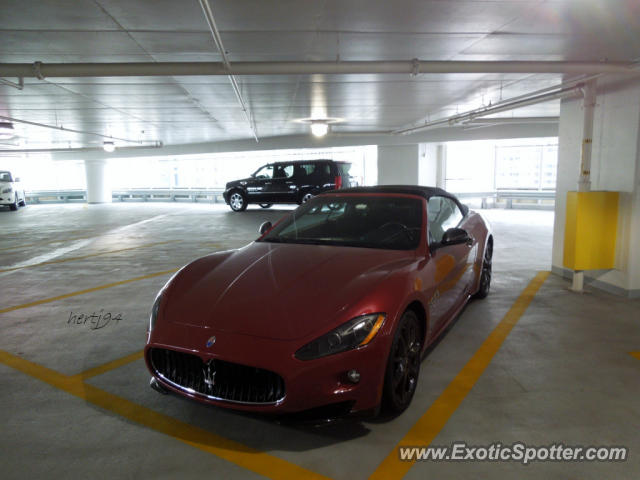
<box><xmin>474</xmin><ymin>239</ymin><xmax>493</xmax><ymax>299</ymax></box>
<box><xmin>301</xmin><ymin>192</ymin><xmax>313</xmax><ymax>204</ymax></box>
<box><xmin>228</xmin><ymin>191</ymin><xmax>248</xmax><ymax>212</ymax></box>
<box><xmin>259</xmin><ymin>203</ymin><xmax>272</xmax><ymax>209</ymax></box>
<box><xmin>9</xmin><ymin>194</ymin><xmax>18</xmax><ymax>211</ymax></box>
<box><xmin>19</xmin><ymin>192</ymin><xmax>26</xmax><ymax>207</ymax></box>
<box><xmin>382</xmin><ymin>310</ymin><xmax>422</xmax><ymax>414</ymax></box>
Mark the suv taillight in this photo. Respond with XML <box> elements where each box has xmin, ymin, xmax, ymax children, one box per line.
<box><xmin>334</xmin><ymin>176</ymin><xmax>343</xmax><ymax>189</ymax></box>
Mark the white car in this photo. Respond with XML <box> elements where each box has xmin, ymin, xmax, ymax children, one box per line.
<box><xmin>0</xmin><ymin>171</ymin><xmax>26</xmax><ymax>211</ymax></box>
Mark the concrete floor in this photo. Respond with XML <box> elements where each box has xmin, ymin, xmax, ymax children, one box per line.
<box><xmin>1</xmin><ymin>203</ymin><xmax>639</xmax><ymax>479</ymax></box>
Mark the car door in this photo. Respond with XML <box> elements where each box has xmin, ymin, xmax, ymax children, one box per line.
<box><xmin>425</xmin><ymin>196</ymin><xmax>473</xmax><ymax>333</ymax></box>
<box><xmin>247</xmin><ymin>164</ymin><xmax>274</xmax><ymax>202</ymax></box>
<box><xmin>264</xmin><ymin>163</ymin><xmax>295</xmax><ymax>202</ymax></box>
<box><xmin>294</xmin><ymin>163</ymin><xmax>317</xmax><ymax>197</ymax></box>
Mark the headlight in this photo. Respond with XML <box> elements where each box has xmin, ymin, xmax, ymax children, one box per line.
<box><xmin>148</xmin><ymin>292</ymin><xmax>163</xmax><ymax>332</ymax></box>
<box><xmin>295</xmin><ymin>313</ymin><xmax>386</xmax><ymax>360</ymax></box>
<box><xmin>1</xmin><ymin>187</ymin><xmax>12</xmax><ymax>194</ymax></box>
<box><xmin>147</xmin><ymin>268</ymin><xmax>183</xmax><ymax>332</ymax></box>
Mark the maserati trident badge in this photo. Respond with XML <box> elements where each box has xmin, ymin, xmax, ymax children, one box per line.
<box><xmin>206</xmin><ymin>335</ymin><xmax>216</xmax><ymax>348</ymax></box>
<box><xmin>203</xmin><ymin>360</ymin><xmax>216</xmax><ymax>389</ymax></box>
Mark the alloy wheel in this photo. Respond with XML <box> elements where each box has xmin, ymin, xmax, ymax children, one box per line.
<box><xmin>390</xmin><ymin>316</ymin><xmax>421</xmax><ymax>408</ymax></box>
<box><xmin>475</xmin><ymin>240</ymin><xmax>493</xmax><ymax>298</ymax></box>
<box><xmin>230</xmin><ymin>192</ymin><xmax>245</xmax><ymax>211</ymax></box>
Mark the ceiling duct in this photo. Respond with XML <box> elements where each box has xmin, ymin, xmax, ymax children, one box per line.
<box><xmin>0</xmin><ymin>60</ymin><xmax>637</xmax><ymax>78</ymax></box>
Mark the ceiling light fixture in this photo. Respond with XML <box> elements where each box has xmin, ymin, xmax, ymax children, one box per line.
<box><xmin>103</xmin><ymin>141</ymin><xmax>116</xmax><ymax>153</ymax></box>
<box><xmin>310</xmin><ymin>122</ymin><xmax>329</xmax><ymax>137</ymax></box>
<box><xmin>293</xmin><ymin>117</ymin><xmax>344</xmax><ymax>137</ymax></box>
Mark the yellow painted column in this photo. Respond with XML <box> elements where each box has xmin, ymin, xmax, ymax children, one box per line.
<box><xmin>563</xmin><ymin>191</ymin><xmax>619</xmax><ymax>271</ymax></box>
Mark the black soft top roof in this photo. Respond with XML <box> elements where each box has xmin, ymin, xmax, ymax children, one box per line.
<box><xmin>336</xmin><ymin>185</ymin><xmax>450</xmax><ymax>199</ymax></box>
<box><xmin>268</xmin><ymin>159</ymin><xmax>350</xmax><ymax>165</ymax></box>
<box><xmin>328</xmin><ymin>185</ymin><xmax>469</xmax><ymax>215</ymax></box>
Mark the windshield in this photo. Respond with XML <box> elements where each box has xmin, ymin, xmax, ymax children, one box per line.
<box><xmin>0</xmin><ymin>171</ymin><xmax>12</xmax><ymax>182</ymax></box>
<box><xmin>260</xmin><ymin>195</ymin><xmax>423</xmax><ymax>250</ymax></box>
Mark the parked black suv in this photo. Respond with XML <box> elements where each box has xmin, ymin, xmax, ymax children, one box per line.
<box><xmin>223</xmin><ymin>160</ymin><xmax>352</xmax><ymax>212</ymax></box>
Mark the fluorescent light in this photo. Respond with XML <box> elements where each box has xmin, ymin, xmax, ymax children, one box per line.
<box><xmin>103</xmin><ymin>141</ymin><xmax>116</xmax><ymax>153</ymax></box>
<box><xmin>310</xmin><ymin>122</ymin><xmax>329</xmax><ymax>137</ymax></box>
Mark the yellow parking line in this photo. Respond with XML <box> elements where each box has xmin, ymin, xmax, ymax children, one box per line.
<box><xmin>0</xmin><ymin>240</ymin><xmax>177</xmax><ymax>273</ymax></box>
<box><xmin>631</xmin><ymin>352</ymin><xmax>640</xmax><ymax>361</ymax></box>
<box><xmin>0</xmin><ymin>234</ymin><xmax>94</xmax><ymax>253</ymax></box>
<box><xmin>72</xmin><ymin>350</ymin><xmax>144</xmax><ymax>380</ymax></box>
<box><xmin>369</xmin><ymin>271</ymin><xmax>550</xmax><ymax>480</ymax></box>
<box><xmin>0</xmin><ymin>349</ymin><xmax>330</xmax><ymax>480</ymax></box>
<box><xmin>0</xmin><ymin>268</ymin><xmax>178</xmax><ymax>314</ymax></box>
<box><xmin>199</xmin><ymin>242</ymin><xmax>223</xmax><ymax>248</ymax></box>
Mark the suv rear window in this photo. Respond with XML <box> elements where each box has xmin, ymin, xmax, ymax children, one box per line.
<box><xmin>336</xmin><ymin>163</ymin><xmax>351</xmax><ymax>176</ymax></box>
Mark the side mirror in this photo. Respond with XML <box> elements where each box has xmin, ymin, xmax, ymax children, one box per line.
<box><xmin>441</xmin><ymin>227</ymin><xmax>471</xmax><ymax>247</ymax></box>
<box><xmin>14</xmin><ymin>177</ymin><xmax>20</xmax><ymax>182</ymax></box>
<box><xmin>258</xmin><ymin>221</ymin><xmax>272</xmax><ymax>235</ymax></box>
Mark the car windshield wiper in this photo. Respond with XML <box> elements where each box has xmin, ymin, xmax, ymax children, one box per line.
<box><xmin>279</xmin><ymin>237</ymin><xmax>328</xmax><ymax>245</ymax></box>
<box><xmin>260</xmin><ymin>237</ymin><xmax>284</xmax><ymax>243</ymax></box>
<box><xmin>260</xmin><ymin>237</ymin><xmax>320</xmax><ymax>244</ymax></box>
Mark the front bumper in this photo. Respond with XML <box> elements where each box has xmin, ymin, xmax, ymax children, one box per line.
<box><xmin>145</xmin><ymin>321</ymin><xmax>389</xmax><ymax>414</ymax></box>
<box><xmin>0</xmin><ymin>194</ymin><xmax>15</xmax><ymax>205</ymax></box>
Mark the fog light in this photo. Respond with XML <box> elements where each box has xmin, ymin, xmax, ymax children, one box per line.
<box><xmin>347</xmin><ymin>369</ymin><xmax>361</xmax><ymax>384</ymax></box>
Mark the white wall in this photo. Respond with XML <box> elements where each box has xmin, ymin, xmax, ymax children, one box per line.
<box><xmin>552</xmin><ymin>75</ymin><xmax>640</xmax><ymax>296</ymax></box>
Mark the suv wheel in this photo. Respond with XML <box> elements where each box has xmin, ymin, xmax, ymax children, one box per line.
<box><xmin>229</xmin><ymin>191</ymin><xmax>248</xmax><ymax>212</ymax></box>
<box><xmin>301</xmin><ymin>193</ymin><xmax>313</xmax><ymax>203</ymax></box>
<box><xmin>9</xmin><ymin>194</ymin><xmax>18</xmax><ymax>211</ymax></box>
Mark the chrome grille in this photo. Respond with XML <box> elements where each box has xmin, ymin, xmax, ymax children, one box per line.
<box><xmin>149</xmin><ymin>348</ymin><xmax>285</xmax><ymax>405</ymax></box>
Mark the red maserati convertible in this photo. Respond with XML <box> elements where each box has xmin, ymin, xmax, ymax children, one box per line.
<box><xmin>145</xmin><ymin>186</ymin><xmax>492</xmax><ymax>417</ymax></box>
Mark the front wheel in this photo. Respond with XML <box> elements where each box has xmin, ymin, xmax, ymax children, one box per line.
<box><xmin>382</xmin><ymin>310</ymin><xmax>422</xmax><ymax>414</ymax></box>
<box><xmin>9</xmin><ymin>194</ymin><xmax>18</xmax><ymax>211</ymax></box>
<box><xmin>19</xmin><ymin>193</ymin><xmax>26</xmax><ymax>207</ymax></box>
<box><xmin>474</xmin><ymin>239</ymin><xmax>492</xmax><ymax>299</ymax></box>
<box><xmin>229</xmin><ymin>191</ymin><xmax>247</xmax><ymax>212</ymax></box>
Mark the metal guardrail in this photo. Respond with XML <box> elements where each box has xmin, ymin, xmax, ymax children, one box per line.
<box><xmin>26</xmin><ymin>188</ymin><xmax>226</xmax><ymax>204</ymax></box>
<box><xmin>26</xmin><ymin>189</ymin><xmax>87</xmax><ymax>203</ymax></box>
<box><xmin>455</xmin><ymin>190</ymin><xmax>556</xmax><ymax>209</ymax></box>
<box><xmin>25</xmin><ymin>188</ymin><xmax>555</xmax><ymax>208</ymax></box>
<box><xmin>112</xmin><ymin>188</ymin><xmax>225</xmax><ymax>203</ymax></box>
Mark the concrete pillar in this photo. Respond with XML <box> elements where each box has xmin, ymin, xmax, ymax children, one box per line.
<box><xmin>377</xmin><ymin>144</ymin><xmax>420</xmax><ymax>185</ymax></box>
<box><xmin>552</xmin><ymin>75</ymin><xmax>640</xmax><ymax>298</ymax></box>
<box><xmin>84</xmin><ymin>159</ymin><xmax>112</xmax><ymax>204</ymax></box>
<box><xmin>419</xmin><ymin>143</ymin><xmax>446</xmax><ymax>188</ymax></box>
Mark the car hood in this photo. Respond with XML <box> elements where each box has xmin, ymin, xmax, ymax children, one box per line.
<box><xmin>164</xmin><ymin>242</ymin><xmax>414</xmax><ymax>341</ymax></box>
<box><xmin>225</xmin><ymin>177</ymin><xmax>253</xmax><ymax>188</ymax></box>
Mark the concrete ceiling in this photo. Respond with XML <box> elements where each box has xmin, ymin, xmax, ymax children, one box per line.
<box><xmin>0</xmin><ymin>0</ymin><xmax>639</xmax><ymax>151</ymax></box>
